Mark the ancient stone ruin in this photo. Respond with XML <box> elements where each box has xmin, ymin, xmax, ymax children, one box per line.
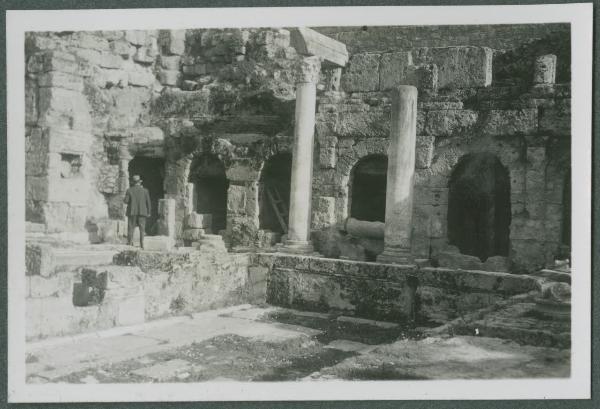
<box><xmin>24</xmin><ymin>24</ymin><xmax>571</xmax><ymax>344</ymax></box>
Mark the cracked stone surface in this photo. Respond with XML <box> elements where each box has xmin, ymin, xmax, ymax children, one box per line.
<box><xmin>26</xmin><ymin>304</ymin><xmax>569</xmax><ymax>383</ymax></box>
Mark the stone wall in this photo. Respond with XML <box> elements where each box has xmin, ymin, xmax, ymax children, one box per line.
<box><xmin>25</xmin><ymin>246</ymin><xmax>263</xmax><ymax>340</ymax></box>
<box><xmin>24</xmin><ymin>25</ymin><xmax>571</xmax><ymax>272</ymax></box>
<box><xmin>311</xmin><ymin>43</ymin><xmax>570</xmax><ymax>272</ymax></box>
<box><xmin>255</xmin><ymin>253</ymin><xmax>540</xmax><ymax>323</ymax></box>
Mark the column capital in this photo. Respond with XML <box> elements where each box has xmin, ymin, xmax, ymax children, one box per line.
<box><xmin>294</xmin><ymin>56</ymin><xmax>321</xmax><ymax>84</ymax></box>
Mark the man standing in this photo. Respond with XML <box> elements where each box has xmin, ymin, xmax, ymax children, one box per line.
<box><xmin>124</xmin><ymin>174</ymin><xmax>152</xmax><ymax>249</ymax></box>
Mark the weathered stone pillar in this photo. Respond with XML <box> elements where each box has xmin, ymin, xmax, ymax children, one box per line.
<box><xmin>533</xmin><ymin>54</ymin><xmax>557</xmax><ymax>84</ymax></box>
<box><xmin>282</xmin><ymin>56</ymin><xmax>321</xmax><ymax>254</ymax></box>
<box><xmin>118</xmin><ymin>144</ymin><xmax>132</xmax><ymax>193</ymax></box>
<box><xmin>377</xmin><ymin>86</ymin><xmax>418</xmax><ymax>264</ymax></box>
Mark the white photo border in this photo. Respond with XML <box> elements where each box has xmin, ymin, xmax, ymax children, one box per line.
<box><xmin>6</xmin><ymin>3</ymin><xmax>593</xmax><ymax>402</ymax></box>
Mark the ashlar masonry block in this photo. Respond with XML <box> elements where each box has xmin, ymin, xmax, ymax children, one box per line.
<box><xmin>379</xmin><ymin>51</ymin><xmax>415</xmax><ymax>91</ymax></box>
<box><xmin>340</xmin><ymin>53</ymin><xmax>380</xmax><ymax>92</ymax></box>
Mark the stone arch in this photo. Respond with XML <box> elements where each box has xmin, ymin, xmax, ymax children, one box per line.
<box><xmin>258</xmin><ymin>152</ymin><xmax>293</xmax><ymax>234</ymax></box>
<box><xmin>447</xmin><ymin>152</ymin><xmax>511</xmax><ymax>261</ymax></box>
<box><xmin>188</xmin><ymin>153</ymin><xmax>229</xmax><ymax>233</ymax></box>
<box><xmin>335</xmin><ymin>137</ymin><xmax>389</xmax><ymax>223</ymax></box>
<box><xmin>348</xmin><ymin>154</ymin><xmax>388</xmax><ymax>222</ymax></box>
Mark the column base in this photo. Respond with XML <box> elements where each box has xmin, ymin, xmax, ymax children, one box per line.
<box><xmin>377</xmin><ymin>246</ymin><xmax>414</xmax><ymax>265</ymax></box>
<box><xmin>278</xmin><ymin>239</ymin><xmax>315</xmax><ymax>255</ymax></box>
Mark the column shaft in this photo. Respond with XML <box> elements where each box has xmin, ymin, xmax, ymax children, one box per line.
<box><xmin>378</xmin><ymin>86</ymin><xmax>418</xmax><ymax>264</ymax></box>
<box><xmin>283</xmin><ymin>57</ymin><xmax>320</xmax><ymax>254</ymax></box>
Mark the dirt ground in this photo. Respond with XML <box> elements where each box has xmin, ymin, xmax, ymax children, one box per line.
<box><xmin>26</xmin><ymin>304</ymin><xmax>570</xmax><ymax>383</ymax></box>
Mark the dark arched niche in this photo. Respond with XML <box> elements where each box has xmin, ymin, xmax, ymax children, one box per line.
<box><xmin>448</xmin><ymin>152</ymin><xmax>511</xmax><ymax>261</ymax></box>
<box><xmin>189</xmin><ymin>154</ymin><xmax>229</xmax><ymax>233</ymax></box>
<box><xmin>349</xmin><ymin>154</ymin><xmax>388</xmax><ymax>222</ymax></box>
<box><xmin>128</xmin><ymin>156</ymin><xmax>165</xmax><ymax>236</ymax></box>
<box><xmin>259</xmin><ymin>153</ymin><xmax>292</xmax><ymax>234</ymax></box>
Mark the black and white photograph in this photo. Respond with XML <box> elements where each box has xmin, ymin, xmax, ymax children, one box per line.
<box><xmin>5</xmin><ymin>3</ymin><xmax>593</xmax><ymax>402</ymax></box>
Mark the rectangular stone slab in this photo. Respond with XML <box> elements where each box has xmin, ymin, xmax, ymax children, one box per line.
<box><xmin>290</xmin><ymin>27</ymin><xmax>348</xmax><ymax>67</ymax></box>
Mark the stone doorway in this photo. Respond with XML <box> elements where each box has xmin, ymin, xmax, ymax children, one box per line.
<box><xmin>447</xmin><ymin>152</ymin><xmax>511</xmax><ymax>261</ymax></box>
<box><xmin>128</xmin><ymin>156</ymin><xmax>165</xmax><ymax>236</ymax></box>
<box><xmin>259</xmin><ymin>153</ymin><xmax>292</xmax><ymax>235</ymax></box>
<box><xmin>189</xmin><ymin>154</ymin><xmax>229</xmax><ymax>233</ymax></box>
<box><xmin>349</xmin><ymin>155</ymin><xmax>388</xmax><ymax>222</ymax></box>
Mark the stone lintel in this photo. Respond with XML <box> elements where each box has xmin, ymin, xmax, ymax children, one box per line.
<box><xmin>290</xmin><ymin>27</ymin><xmax>349</xmax><ymax>68</ymax></box>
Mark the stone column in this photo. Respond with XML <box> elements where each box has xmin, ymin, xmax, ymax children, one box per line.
<box><xmin>377</xmin><ymin>86</ymin><xmax>418</xmax><ymax>264</ymax></box>
<box><xmin>282</xmin><ymin>56</ymin><xmax>321</xmax><ymax>254</ymax></box>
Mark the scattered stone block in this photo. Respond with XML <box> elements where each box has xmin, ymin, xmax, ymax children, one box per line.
<box><xmin>340</xmin><ymin>53</ymin><xmax>380</xmax><ymax>92</ymax></box>
<box><xmin>533</xmin><ymin>54</ymin><xmax>557</xmax><ymax>84</ymax></box>
<box><xmin>143</xmin><ymin>236</ymin><xmax>175</xmax><ymax>251</ymax></box>
<box><xmin>186</xmin><ymin>212</ymin><xmax>212</xmax><ymax>229</ymax></box>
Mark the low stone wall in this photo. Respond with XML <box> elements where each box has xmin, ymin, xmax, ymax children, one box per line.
<box><xmin>26</xmin><ymin>249</ymin><xmax>265</xmax><ymax>341</ymax></box>
<box><xmin>254</xmin><ymin>253</ymin><xmax>541</xmax><ymax>323</ymax></box>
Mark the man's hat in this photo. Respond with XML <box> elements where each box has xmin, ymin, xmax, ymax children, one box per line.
<box><xmin>132</xmin><ymin>174</ymin><xmax>142</xmax><ymax>183</ymax></box>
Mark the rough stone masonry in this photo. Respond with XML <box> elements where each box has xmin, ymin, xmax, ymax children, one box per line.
<box><xmin>24</xmin><ymin>24</ymin><xmax>571</xmax><ymax>339</ymax></box>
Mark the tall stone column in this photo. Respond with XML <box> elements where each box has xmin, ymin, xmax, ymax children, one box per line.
<box><xmin>282</xmin><ymin>56</ymin><xmax>321</xmax><ymax>254</ymax></box>
<box><xmin>377</xmin><ymin>86</ymin><xmax>418</xmax><ymax>264</ymax></box>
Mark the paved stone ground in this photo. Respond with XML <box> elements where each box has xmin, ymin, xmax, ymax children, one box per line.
<box><xmin>26</xmin><ymin>304</ymin><xmax>570</xmax><ymax>383</ymax></box>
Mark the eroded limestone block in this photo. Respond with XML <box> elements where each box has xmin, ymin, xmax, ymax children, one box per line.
<box><xmin>186</xmin><ymin>212</ymin><xmax>212</xmax><ymax>229</ymax></box>
<box><xmin>539</xmin><ymin>99</ymin><xmax>570</xmax><ymax>136</ymax></box>
<box><xmin>125</xmin><ymin>30</ymin><xmax>149</xmax><ymax>46</ymax></box>
<box><xmin>533</xmin><ymin>54</ymin><xmax>557</xmax><ymax>84</ymax></box>
<box><xmin>425</xmin><ymin>110</ymin><xmax>478</xmax><ymax>137</ymax></box>
<box><xmin>312</xmin><ymin>196</ymin><xmax>336</xmax><ymax>229</ymax></box>
<box><xmin>38</xmin><ymin>71</ymin><xmax>84</xmax><ymax>92</ymax></box>
<box><xmin>341</xmin><ymin>53</ymin><xmax>380</xmax><ymax>92</ymax></box>
<box><xmin>158</xmin><ymin>69</ymin><xmax>181</xmax><ymax>86</ymax></box>
<box><xmin>427</xmin><ymin>46</ymin><xmax>492</xmax><ymax>89</ymax></box>
<box><xmin>379</xmin><ymin>51</ymin><xmax>415</xmax><ymax>91</ymax></box>
<box><xmin>415</xmin><ymin>135</ymin><xmax>435</xmax><ymax>169</ymax></box>
<box><xmin>481</xmin><ymin>109</ymin><xmax>537</xmax><ymax>137</ymax></box>
<box><xmin>159</xmin><ymin>55</ymin><xmax>181</xmax><ymax>70</ymax></box>
<box><xmin>127</xmin><ymin>68</ymin><xmax>155</xmax><ymax>87</ymax></box>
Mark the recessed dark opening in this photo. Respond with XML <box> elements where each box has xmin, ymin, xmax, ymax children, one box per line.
<box><xmin>189</xmin><ymin>154</ymin><xmax>229</xmax><ymax>233</ymax></box>
<box><xmin>447</xmin><ymin>152</ymin><xmax>511</xmax><ymax>261</ymax></box>
<box><xmin>128</xmin><ymin>156</ymin><xmax>165</xmax><ymax>236</ymax></box>
<box><xmin>259</xmin><ymin>153</ymin><xmax>292</xmax><ymax>234</ymax></box>
<box><xmin>350</xmin><ymin>155</ymin><xmax>388</xmax><ymax>222</ymax></box>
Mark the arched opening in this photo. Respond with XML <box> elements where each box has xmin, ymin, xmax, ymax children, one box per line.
<box><xmin>189</xmin><ymin>154</ymin><xmax>229</xmax><ymax>233</ymax></box>
<box><xmin>447</xmin><ymin>152</ymin><xmax>511</xmax><ymax>261</ymax></box>
<box><xmin>349</xmin><ymin>154</ymin><xmax>388</xmax><ymax>222</ymax></box>
<box><xmin>259</xmin><ymin>153</ymin><xmax>292</xmax><ymax>234</ymax></box>
<box><xmin>128</xmin><ymin>156</ymin><xmax>165</xmax><ymax>236</ymax></box>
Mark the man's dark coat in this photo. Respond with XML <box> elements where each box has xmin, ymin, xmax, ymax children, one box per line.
<box><xmin>124</xmin><ymin>184</ymin><xmax>152</xmax><ymax>217</ymax></box>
